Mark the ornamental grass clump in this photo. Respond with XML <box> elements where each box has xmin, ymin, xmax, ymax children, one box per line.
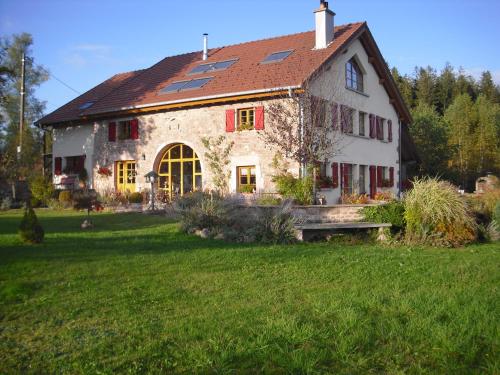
<box><xmin>404</xmin><ymin>177</ymin><xmax>476</xmax><ymax>247</ymax></box>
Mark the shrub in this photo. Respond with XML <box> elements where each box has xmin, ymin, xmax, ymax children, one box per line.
<box><xmin>341</xmin><ymin>193</ymin><xmax>369</xmax><ymax>204</ymax></box>
<box><xmin>273</xmin><ymin>173</ymin><xmax>314</xmax><ymax>205</ymax></box>
<box><xmin>466</xmin><ymin>189</ymin><xmax>500</xmax><ymax>224</ymax></box>
<box><xmin>175</xmin><ymin>192</ymin><xmax>238</xmax><ymax>234</ymax></box>
<box><xmin>373</xmin><ymin>191</ymin><xmax>393</xmax><ymax>201</ymax></box>
<box><xmin>1</xmin><ymin>196</ymin><xmax>13</xmax><ymax>211</ymax></box>
<box><xmin>128</xmin><ymin>192</ymin><xmax>143</xmax><ymax>204</ymax></box>
<box><xmin>404</xmin><ymin>177</ymin><xmax>476</xmax><ymax>247</ymax></box>
<box><xmin>486</xmin><ymin>201</ymin><xmax>500</xmax><ymax>241</ymax></box>
<box><xmin>78</xmin><ymin>168</ymin><xmax>88</xmax><ymax>185</ymax></box>
<box><xmin>30</xmin><ymin>176</ymin><xmax>55</xmax><ymax>206</ymax></box>
<box><xmin>58</xmin><ymin>190</ymin><xmax>72</xmax><ymax>204</ymax></box>
<box><xmin>252</xmin><ymin>200</ymin><xmax>298</xmax><ymax>244</ymax></box>
<box><xmin>256</xmin><ymin>194</ymin><xmax>282</xmax><ymax>206</ymax></box>
<box><xmin>362</xmin><ymin>201</ymin><xmax>405</xmax><ymax>233</ymax></box>
<box><xmin>18</xmin><ymin>206</ymin><xmax>44</xmax><ymax>243</ymax></box>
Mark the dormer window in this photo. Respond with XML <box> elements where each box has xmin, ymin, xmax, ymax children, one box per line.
<box><xmin>346</xmin><ymin>58</ymin><xmax>363</xmax><ymax>92</ymax></box>
<box><xmin>79</xmin><ymin>101</ymin><xmax>95</xmax><ymax>110</ymax></box>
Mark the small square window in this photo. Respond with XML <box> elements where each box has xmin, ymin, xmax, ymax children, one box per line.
<box><xmin>237</xmin><ymin>166</ymin><xmax>256</xmax><ymax>193</ymax></box>
<box><xmin>118</xmin><ymin>121</ymin><xmax>132</xmax><ymax>140</ymax></box>
<box><xmin>238</xmin><ymin>108</ymin><xmax>255</xmax><ymax>130</ymax></box>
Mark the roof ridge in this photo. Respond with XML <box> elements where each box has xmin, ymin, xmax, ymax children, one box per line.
<box><xmin>204</xmin><ymin>22</ymin><xmax>365</xmax><ymax>56</ymax></box>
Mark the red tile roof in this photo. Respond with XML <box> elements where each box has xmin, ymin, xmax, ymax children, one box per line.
<box><xmin>38</xmin><ymin>70</ymin><xmax>143</xmax><ymax>124</ymax></box>
<box><xmin>38</xmin><ymin>23</ymin><xmax>368</xmax><ymax>125</ymax></box>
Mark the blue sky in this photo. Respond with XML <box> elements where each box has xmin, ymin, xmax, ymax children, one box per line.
<box><xmin>1</xmin><ymin>0</ymin><xmax>499</xmax><ymax>115</ymax></box>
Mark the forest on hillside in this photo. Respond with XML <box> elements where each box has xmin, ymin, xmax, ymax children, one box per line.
<box><xmin>391</xmin><ymin>64</ymin><xmax>500</xmax><ymax>191</ymax></box>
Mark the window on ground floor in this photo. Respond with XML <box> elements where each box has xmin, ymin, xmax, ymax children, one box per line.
<box><xmin>358</xmin><ymin>165</ymin><xmax>367</xmax><ymax>194</ymax></box>
<box><xmin>63</xmin><ymin>155</ymin><xmax>85</xmax><ymax>175</ymax></box>
<box><xmin>342</xmin><ymin>163</ymin><xmax>354</xmax><ymax>195</ymax></box>
<box><xmin>237</xmin><ymin>166</ymin><xmax>256</xmax><ymax>193</ymax></box>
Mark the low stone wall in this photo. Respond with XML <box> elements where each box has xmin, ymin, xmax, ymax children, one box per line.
<box><xmin>239</xmin><ymin>203</ymin><xmax>381</xmax><ymax>223</ymax></box>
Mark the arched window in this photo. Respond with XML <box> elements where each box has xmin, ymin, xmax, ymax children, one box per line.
<box><xmin>346</xmin><ymin>58</ymin><xmax>364</xmax><ymax>92</ymax></box>
<box><xmin>157</xmin><ymin>144</ymin><xmax>202</xmax><ymax>198</ymax></box>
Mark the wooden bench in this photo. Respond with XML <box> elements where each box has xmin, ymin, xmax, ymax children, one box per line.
<box><xmin>294</xmin><ymin>222</ymin><xmax>392</xmax><ymax>241</ymax></box>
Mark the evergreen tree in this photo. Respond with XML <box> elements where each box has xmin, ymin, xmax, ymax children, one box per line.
<box><xmin>435</xmin><ymin>63</ymin><xmax>456</xmax><ymax>115</ymax></box>
<box><xmin>0</xmin><ymin>33</ymin><xmax>49</xmax><ymax>197</ymax></box>
<box><xmin>472</xmin><ymin>95</ymin><xmax>500</xmax><ymax>175</ymax></box>
<box><xmin>391</xmin><ymin>67</ymin><xmax>414</xmax><ymax>109</ymax></box>
<box><xmin>410</xmin><ymin>103</ymin><xmax>450</xmax><ymax>178</ymax></box>
<box><xmin>454</xmin><ymin>68</ymin><xmax>477</xmax><ymax>100</ymax></box>
<box><xmin>415</xmin><ymin>66</ymin><xmax>437</xmax><ymax>108</ymax></box>
<box><xmin>478</xmin><ymin>71</ymin><xmax>499</xmax><ymax>103</ymax></box>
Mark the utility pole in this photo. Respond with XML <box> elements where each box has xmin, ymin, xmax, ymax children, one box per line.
<box><xmin>18</xmin><ymin>51</ymin><xmax>26</xmax><ymax>159</ymax></box>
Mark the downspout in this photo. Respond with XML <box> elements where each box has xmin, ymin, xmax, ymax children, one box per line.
<box><xmin>297</xmin><ymin>90</ymin><xmax>305</xmax><ymax>178</ymax></box>
<box><xmin>398</xmin><ymin>119</ymin><xmax>402</xmax><ymax>198</ymax></box>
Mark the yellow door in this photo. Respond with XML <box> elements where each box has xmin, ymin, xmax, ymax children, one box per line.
<box><xmin>116</xmin><ymin>161</ymin><xmax>136</xmax><ymax>193</ymax></box>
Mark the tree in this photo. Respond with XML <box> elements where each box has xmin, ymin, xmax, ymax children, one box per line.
<box><xmin>415</xmin><ymin>66</ymin><xmax>437</xmax><ymax>108</ymax></box>
<box><xmin>454</xmin><ymin>68</ymin><xmax>477</xmax><ymax>100</ymax></box>
<box><xmin>410</xmin><ymin>103</ymin><xmax>450</xmax><ymax>178</ymax></box>
<box><xmin>478</xmin><ymin>71</ymin><xmax>499</xmax><ymax>103</ymax></box>
<box><xmin>435</xmin><ymin>63</ymin><xmax>456</xmax><ymax>115</ymax></box>
<box><xmin>201</xmin><ymin>136</ymin><xmax>234</xmax><ymax>194</ymax></box>
<box><xmin>261</xmin><ymin>83</ymin><xmax>344</xmax><ymax>176</ymax></box>
<box><xmin>0</xmin><ymin>33</ymin><xmax>49</xmax><ymax>199</ymax></box>
<box><xmin>391</xmin><ymin>67</ymin><xmax>414</xmax><ymax>109</ymax></box>
<box><xmin>472</xmin><ymin>95</ymin><xmax>500</xmax><ymax>175</ymax></box>
<box><xmin>444</xmin><ymin>93</ymin><xmax>476</xmax><ymax>189</ymax></box>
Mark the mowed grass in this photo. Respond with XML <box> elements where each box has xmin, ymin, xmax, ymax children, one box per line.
<box><xmin>0</xmin><ymin>210</ymin><xmax>498</xmax><ymax>374</ymax></box>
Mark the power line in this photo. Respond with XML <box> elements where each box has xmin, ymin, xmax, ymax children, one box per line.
<box><xmin>49</xmin><ymin>72</ymin><xmax>81</xmax><ymax>95</ymax></box>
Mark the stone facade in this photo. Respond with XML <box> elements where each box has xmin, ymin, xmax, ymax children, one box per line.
<box><xmin>89</xmin><ymin>98</ymin><xmax>298</xmax><ymax>195</ymax></box>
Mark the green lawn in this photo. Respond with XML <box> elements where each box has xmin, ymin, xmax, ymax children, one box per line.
<box><xmin>0</xmin><ymin>210</ymin><xmax>498</xmax><ymax>374</ymax></box>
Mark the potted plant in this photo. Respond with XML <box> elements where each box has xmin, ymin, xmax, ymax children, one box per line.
<box><xmin>97</xmin><ymin>166</ymin><xmax>112</xmax><ymax>177</ymax></box>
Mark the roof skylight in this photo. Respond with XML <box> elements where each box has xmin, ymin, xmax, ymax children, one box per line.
<box><xmin>160</xmin><ymin>77</ymin><xmax>213</xmax><ymax>94</ymax></box>
<box><xmin>261</xmin><ymin>50</ymin><xmax>293</xmax><ymax>64</ymax></box>
<box><xmin>188</xmin><ymin>59</ymin><xmax>238</xmax><ymax>75</ymax></box>
<box><xmin>79</xmin><ymin>101</ymin><xmax>95</xmax><ymax>110</ymax></box>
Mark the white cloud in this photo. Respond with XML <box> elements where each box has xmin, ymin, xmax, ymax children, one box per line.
<box><xmin>63</xmin><ymin>44</ymin><xmax>115</xmax><ymax>68</ymax></box>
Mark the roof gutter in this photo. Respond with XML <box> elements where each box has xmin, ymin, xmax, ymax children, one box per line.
<box><xmin>83</xmin><ymin>85</ymin><xmax>303</xmax><ymax>117</ymax></box>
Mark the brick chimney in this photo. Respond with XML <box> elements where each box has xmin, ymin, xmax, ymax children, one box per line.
<box><xmin>314</xmin><ymin>0</ymin><xmax>335</xmax><ymax>49</ymax></box>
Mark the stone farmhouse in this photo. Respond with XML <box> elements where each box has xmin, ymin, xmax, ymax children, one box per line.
<box><xmin>36</xmin><ymin>1</ymin><xmax>418</xmax><ymax>204</ymax></box>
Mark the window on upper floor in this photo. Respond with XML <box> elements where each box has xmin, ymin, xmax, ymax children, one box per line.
<box><xmin>358</xmin><ymin>111</ymin><xmax>366</xmax><ymax>136</ymax></box>
<box><xmin>238</xmin><ymin>108</ymin><xmax>255</xmax><ymax>130</ymax></box>
<box><xmin>346</xmin><ymin>58</ymin><xmax>364</xmax><ymax>92</ymax></box>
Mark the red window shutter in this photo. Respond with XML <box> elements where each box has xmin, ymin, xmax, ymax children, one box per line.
<box><xmin>108</xmin><ymin>122</ymin><xmax>116</xmax><ymax>142</ymax></box>
<box><xmin>225</xmin><ymin>109</ymin><xmax>235</xmax><ymax>132</ymax></box>
<box><xmin>54</xmin><ymin>157</ymin><xmax>62</xmax><ymax>176</ymax></box>
<box><xmin>254</xmin><ymin>106</ymin><xmax>264</xmax><ymax>130</ymax></box>
<box><xmin>389</xmin><ymin>167</ymin><xmax>394</xmax><ymax>187</ymax></box>
<box><xmin>331</xmin><ymin>162</ymin><xmax>339</xmax><ymax>188</ymax></box>
<box><xmin>369</xmin><ymin>165</ymin><xmax>376</xmax><ymax>198</ymax></box>
<box><xmin>377</xmin><ymin>166</ymin><xmax>383</xmax><ymax>187</ymax></box>
<box><xmin>332</xmin><ymin>103</ymin><xmax>339</xmax><ymax>130</ymax></box>
<box><xmin>130</xmin><ymin>119</ymin><xmax>139</xmax><ymax>139</ymax></box>
<box><xmin>376</xmin><ymin>116</ymin><xmax>381</xmax><ymax>140</ymax></box>
<box><xmin>340</xmin><ymin>105</ymin><xmax>346</xmax><ymax>132</ymax></box>
<box><xmin>388</xmin><ymin>120</ymin><xmax>393</xmax><ymax>142</ymax></box>
<box><xmin>369</xmin><ymin>114</ymin><xmax>375</xmax><ymax>138</ymax></box>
